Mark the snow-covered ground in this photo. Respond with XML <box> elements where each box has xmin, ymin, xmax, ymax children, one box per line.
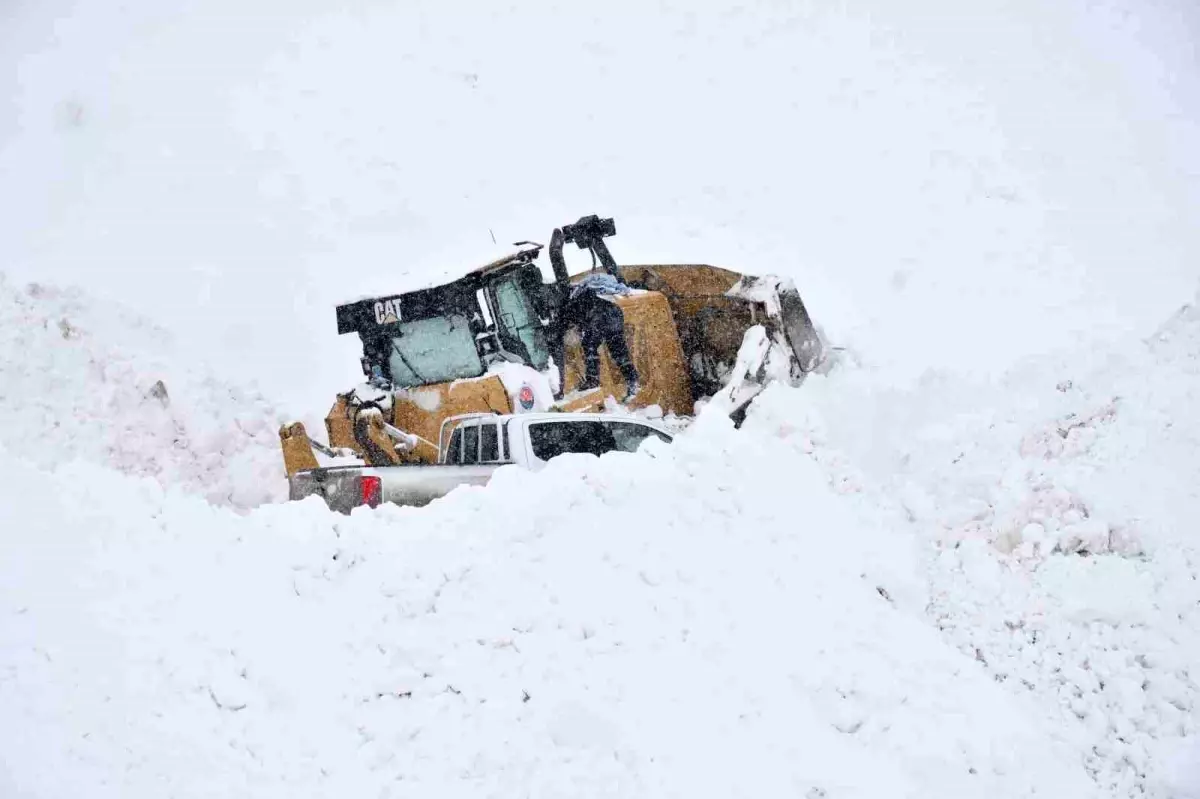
<box><xmin>2</xmin><ymin>0</ymin><xmax>1199</xmax><ymax>796</ymax></box>
<box><xmin>1</xmin><ymin>271</ymin><xmax>1197</xmax><ymax>798</ymax></box>
<box><xmin>0</xmin><ymin>374</ymin><xmax>1097</xmax><ymax>799</ymax></box>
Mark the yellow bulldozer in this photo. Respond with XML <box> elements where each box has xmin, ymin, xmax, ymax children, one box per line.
<box><xmin>280</xmin><ymin>214</ymin><xmax>826</xmax><ymax>478</ymax></box>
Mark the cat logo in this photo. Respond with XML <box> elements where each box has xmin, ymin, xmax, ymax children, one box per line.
<box><xmin>373</xmin><ymin>298</ymin><xmax>402</xmax><ymax>325</ymax></box>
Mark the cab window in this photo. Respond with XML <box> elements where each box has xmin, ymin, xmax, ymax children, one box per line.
<box><xmin>528</xmin><ymin>421</ymin><xmax>610</xmax><ymax>460</ymax></box>
<box><xmin>480</xmin><ymin>423</ymin><xmax>500</xmax><ymax>463</ymax></box>
<box><xmin>462</xmin><ymin>424</ymin><xmax>480</xmax><ymax>464</ymax></box>
<box><xmin>606</xmin><ymin>421</ymin><xmax>671</xmax><ymax>452</ymax></box>
<box><xmin>385</xmin><ymin>313</ymin><xmax>483</xmax><ymax>387</ymax></box>
<box><xmin>445</xmin><ymin>428</ymin><xmax>463</xmax><ymax>464</ymax></box>
<box><xmin>492</xmin><ymin>275</ymin><xmax>550</xmax><ymax>370</ymax></box>
<box><xmin>528</xmin><ymin>419</ymin><xmax>670</xmax><ymax>461</ymax></box>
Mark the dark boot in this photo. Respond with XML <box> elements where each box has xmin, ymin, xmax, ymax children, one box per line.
<box><xmin>617</xmin><ymin>361</ymin><xmax>640</xmax><ymax>402</ymax></box>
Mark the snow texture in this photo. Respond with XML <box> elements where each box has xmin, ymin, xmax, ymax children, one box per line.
<box><xmin>1</xmin><ymin>276</ymin><xmax>1198</xmax><ymax>798</ymax></box>
<box><xmin>779</xmin><ymin>289</ymin><xmax>1200</xmax><ymax>799</ymax></box>
<box><xmin>0</xmin><ymin>274</ymin><xmax>288</xmax><ymax>508</ymax></box>
<box><xmin>1</xmin><ymin>0</ymin><xmax>1198</xmax><ymax>797</ymax></box>
<box><xmin>1</xmin><ymin>394</ymin><xmax>1096</xmax><ymax>799</ymax></box>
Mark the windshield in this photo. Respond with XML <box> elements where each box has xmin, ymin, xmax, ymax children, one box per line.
<box><xmin>492</xmin><ymin>275</ymin><xmax>550</xmax><ymax>369</ymax></box>
<box><xmin>386</xmin><ymin>313</ymin><xmax>483</xmax><ymax>387</ymax></box>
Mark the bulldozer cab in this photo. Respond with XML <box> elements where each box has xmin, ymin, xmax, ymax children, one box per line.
<box><xmin>335</xmin><ymin>247</ymin><xmax>557</xmax><ymax>390</ymax></box>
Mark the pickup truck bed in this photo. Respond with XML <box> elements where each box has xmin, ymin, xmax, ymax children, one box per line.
<box><xmin>288</xmin><ymin>463</ymin><xmax>500</xmax><ymax>513</ymax></box>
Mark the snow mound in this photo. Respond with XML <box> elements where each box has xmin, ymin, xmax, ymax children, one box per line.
<box><xmin>0</xmin><ymin>273</ymin><xmax>287</xmax><ymax>508</ymax></box>
<box><xmin>0</xmin><ymin>402</ymin><xmax>1096</xmax><ymax>798</ymax></box>
<box><xmin>774</xmin><ymin>292</ymin><xmax>1200</xmax><ymax>798</ymax></box>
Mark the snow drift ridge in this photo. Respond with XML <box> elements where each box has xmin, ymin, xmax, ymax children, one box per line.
<box><xmin>0</xmin><ymin>273</ymin><xmax>287</xmax><ymax>508</ymax></box>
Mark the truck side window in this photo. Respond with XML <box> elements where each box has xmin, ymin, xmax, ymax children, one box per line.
<box><xmin>446</xmin><ymin>428</ymin><xmax>463</xmax><ymax>464</ymax></box>
<box><xmin>603</xmin><ymin>421</ymin><xmax>671</xmax><ymax>452</ymax></box>
<box><xmin>529</xmin><ymin>421</ymin><xmax>616</xmax><ymax>461</ymax></box>
<box><xmin>480</xmin><ymin>423</ymin><xmax>499</xmax><ymax>463</ymax></box>
<box><xmin>462</xmin><ymin>424</ymin><xmax>480</xmax><ymax>465</ymax></box>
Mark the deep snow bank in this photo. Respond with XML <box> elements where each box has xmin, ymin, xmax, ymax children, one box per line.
<box><xmin>2</xmin><ymin>268</ymin><xmax>1196</xmax><ymax>797</ymax></box>
<box><xmin>0</xmin><ymin>402</ymin><xmax>1097</xmax><ymax>798</ymax></box>
<box><xmin>0</xmin><ymin>273</ymin><xmax>288</xmax><ymax>508</ymax></box>
<box><xmin>755</xmin><ymin>290</ymin><xmax>1200</xmax><ymax>798</ymax></box>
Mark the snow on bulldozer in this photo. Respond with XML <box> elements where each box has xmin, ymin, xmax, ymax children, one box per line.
<box><xmin>279</xmin><ymin>214</ymin><xmax>827</xmax><ymax>479</ymax></box>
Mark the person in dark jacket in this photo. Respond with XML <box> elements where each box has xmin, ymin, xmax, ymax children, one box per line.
<box><xmin>561</xmin><ymin>274</ymin><xmax>640</xmax><ymax>401</ymax></box>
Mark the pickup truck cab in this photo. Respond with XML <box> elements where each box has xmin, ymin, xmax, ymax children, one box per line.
<box><xmin>288</xmin><ymin>412</ymin><xmax>673</xmax><ymax>513</ymax></box>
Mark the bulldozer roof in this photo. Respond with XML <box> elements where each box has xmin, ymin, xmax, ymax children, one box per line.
<box><xmin>334</xmin><ymin>243</ymin><xmax>545</xmax><ymax>336</ymax></box>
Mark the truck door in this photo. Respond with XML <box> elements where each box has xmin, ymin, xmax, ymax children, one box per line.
<box><xmin>521</xmin><ymin>418</ymin><xmax>672</xmax><ymax>465</ymax></box>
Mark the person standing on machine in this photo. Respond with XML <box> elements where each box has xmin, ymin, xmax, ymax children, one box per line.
<box><xmin>561</xmin><ymin>273</ymin><xmax>640</xmax><ymax>402</ymax></box>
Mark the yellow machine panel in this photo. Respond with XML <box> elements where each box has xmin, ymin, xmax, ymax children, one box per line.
<box><xmin>279</xmin><ymin>422</ymin><xmax>320</xmax><ymax>477</ymax></box>
<box><xmin>559</xmin><ymin>290</ymin><xmax>694</xmax><ymax>417</ymax></box>
<box><xmin>325</xmin><ymin>395</ymin><xmax>357</xmax><ymax>452</ymax></box>
<box><xmin>392</xmin><ymin>375</ymin><xmax>512</xmax><ymax>461</ymax></box>
<box><xmin>618</xmin><ymin>265</ymin><xmax>760</xmax><ymax>389</ymax></box>
<box><xmin>618</xmin><ymin>264</ymin><xmax>742</xmax><ymax>297</ymax></box>
<box><xmin>323</xmin><ymin>375</ymin><xmax>514</xmax><ymax>465</ymax></box>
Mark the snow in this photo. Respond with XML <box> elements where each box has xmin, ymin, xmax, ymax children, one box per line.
<box><xmin>777</xmin><ymin>288</ymin><xmax>1200</xmax><ymax>798</ymax></box>
<box><xmin>4</xmin><ymin>276</ymin><xmax>1199</xmax><ymax>796</ymax></box>
<box><xmin>0</xmin><ymin>274</ymin><xmax>288</xmax><ymax>509</ymax></box>
<box><xmin>1166</xmin><ymin>738</ymin><xmax>1200</xmax><ymax>799</ymax></box>
<box><xmin>441</xmin><ymin>361</ymin><xmax>559</xmax><ymax>413</ymax></box>
<box><xmin>2</xmin><ymin>0</ymin><xmax>1199</xmax><ymax>797</ymax></box>
<box><xmin>395</xmin><ymin>387</ymin><xmax>443</xmax><ymax>413</ymax></box>
<box><xmin>484</xmin><ymin>361</ymin><xmax>558</xmax><ymax>413</ymax></box>
<box><xmin>0</xmin><ymin>401</ymin><xmax>1097</xmax><ymax>799</ymax></box>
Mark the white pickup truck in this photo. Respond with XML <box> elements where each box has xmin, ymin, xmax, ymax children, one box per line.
<box><xmin>288</xmin><ymin>411</ymin><xmax>674</xmax><ymax>513</ymax></box>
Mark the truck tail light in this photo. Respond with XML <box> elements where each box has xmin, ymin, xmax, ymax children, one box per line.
<box><xmin>359</xmin><ymin>475</ymin><xmax>382</xmax><ymax>508</ymax></box>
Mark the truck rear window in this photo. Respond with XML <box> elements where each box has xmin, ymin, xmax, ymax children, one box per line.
<box><xmin>445</xmin><ymin>428</ymin><xmax>463</xmax><ymax>463</ymax></box>
<box><xmin>463</xmin><ymin>425</ymin><xmax>480</xmax><ymax>464</ymax></box>
<box><xmin>481</xmin><ymin>424</ymin><xmax>499</xmax><ymax>462</ymax></box>
<box><xmin>528</xmin><ymin>420</ymin><xmax>669</xmax><ymax>461</ymax></box>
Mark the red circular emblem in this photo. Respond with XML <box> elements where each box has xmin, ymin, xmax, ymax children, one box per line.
<box><xmin>518</xmin><ymin>384</ymin><xmax>536</xmax><ymax>410</ymax></box>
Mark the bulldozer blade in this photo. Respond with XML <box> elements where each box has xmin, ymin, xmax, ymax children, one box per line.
<box><xmin>727</xmin><ymin>275</ymin><xmax>825</xmax><ymax>376</ymax></box>
<box><xmin>775</xmin><ymin>283</ymin><xmax>824</xmax><ymax>374</ymax></box>
<box><xmin>711</xmin><ymin>324</ymin><xmax>771</xmax><ymax>416</ymax></box>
